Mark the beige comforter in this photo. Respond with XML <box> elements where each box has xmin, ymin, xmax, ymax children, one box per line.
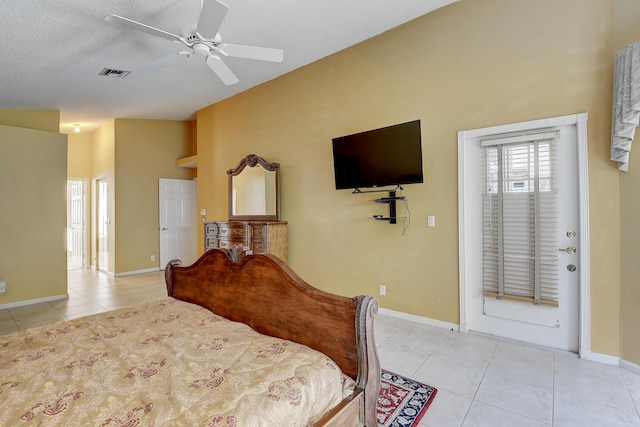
<box><xmin>0</xmin><ymin>297</ymin><xmax>354</xmax><ymax>426</ymax></box>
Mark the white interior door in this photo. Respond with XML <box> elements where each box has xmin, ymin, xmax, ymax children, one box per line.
<box><xmin>68</xmin><ymin>180</ymin><xmax>87</xmax><ymax>269</ymax></box>
<box><xmin>458</xmin><ymin>113</ymin><xmax>590</xmax><ymax>354</ymax></box>
<box><xmin>159</xmin><ymin>178</ymin><xmax>197</xmax><ymax>268</ymax></box>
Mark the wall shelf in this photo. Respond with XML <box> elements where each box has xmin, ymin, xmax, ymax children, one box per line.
<box><xmin>372</xmin><ymin>195</ymin><xmax>406</xmax><ymax>223</ymax></box>
<box><xmin>374</xmin><ymin>196</ymin><xmax>406</xmax><ymax>204</ymax></box>
<box><xmin>175</xmin><ymin>155</ymin><xmax>198</xmax><ymax>168</ymax></box>
<box><xmin>353</xmin><ymin>186</ymin><xmax>406</xmax><ymax>225</ymax></box>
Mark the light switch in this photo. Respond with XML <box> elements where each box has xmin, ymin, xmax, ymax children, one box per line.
<box><xmin>200</xmin><ymin>208</ymin><xmax>207</xmax><ymax>216</ymax></box>
<box><xmin>427</xmin><ymin>216</ymin><xmax>436</xmax><ymax>227</ymax></box>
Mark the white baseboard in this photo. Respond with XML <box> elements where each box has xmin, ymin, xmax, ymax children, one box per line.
<box><xmin>0</xmin><ymin>294</ymin><xmax>69</xmax><ymax>310</ymax></box>
<box><xmin>114</xmin><ymin>267</ymin><xmax>161</xmax><ymax>277</ymax></box>
<box><xmin>589</xmin><ymin>353</ymin><xmax>640</xmax><ymax>375</ymax></box>
<box><xmin>589</xmin><ymin>351</ymin><xmax>620</xmax><ymax>366</ymax></box>
<box><xmin>377</xmin><ymin>307</ymin><xmax>459</xmax><ymax>331</ymax></box>
<box><xmin>620</xmin><ymin>358</ymin><xmax>640</xmax><ymax>375</ymax></box>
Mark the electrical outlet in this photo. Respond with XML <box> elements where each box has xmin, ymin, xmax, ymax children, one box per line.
<box><xmin>150</xmin><ymin>255</ymin><xmax>156</xmax><ymax>261</ymax></box>
<box><xmin>0</xmin><ymin>281</ymin><xmax>6</xmax><ymax>293</ymax></box>
<box><xmin>379</xmin><ymin>284</ymin><xmax>386</xmax><ymax>296</ymax></box>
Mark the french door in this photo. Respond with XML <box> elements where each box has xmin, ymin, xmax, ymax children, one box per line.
<box><xmin>458</xmin><ymin>113</ymin><xmax>590</xmax><ymax>354</ymax></box>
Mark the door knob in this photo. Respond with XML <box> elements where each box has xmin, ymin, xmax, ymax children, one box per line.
<box><xmin>558</xmin><ymin>246</ymin><xmax>577</xmax><ymax>255</ymax></box>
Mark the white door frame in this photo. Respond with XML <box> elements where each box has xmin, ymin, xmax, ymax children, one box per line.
<box><xmin>458</xmin><ymin>112</ymin><xmax>591</xmax><ymax>359</ymax></box>
<box><xmin>96</xmin><ymin>178</ymin><xmax>109</xmax><ymax>272</ymax></box>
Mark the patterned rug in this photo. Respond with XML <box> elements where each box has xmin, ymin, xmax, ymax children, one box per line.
<box><xmin>377</xmin><ymin>370</ymin><xmax>437</xmax><ymax>427</ymax></box>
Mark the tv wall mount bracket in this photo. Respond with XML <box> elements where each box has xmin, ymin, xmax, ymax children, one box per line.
<box><xmin>353</xmin><ymin>185</ymin><xmax>405</xmax><ymax>224</ymax></box>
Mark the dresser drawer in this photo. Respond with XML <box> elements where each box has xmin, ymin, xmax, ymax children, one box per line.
<box><xmin>218</xmin><ymin>239</ymin><xmax>249</xmax><ymax>249</ymax></box>
<box><xmin>217</xmin><ymin>224</ymin><xmax>248</xmax><ymax>239</ymax></box>
<box><xmin>205</xmin><ymin>237</ymin><xmax>218</xmax><ymax>250</ymax></box>
<box><xmin>251</xmin><ymin>224</ymin><xmax>265</xmax><ymax>238</ymax></box>
<box><xmin>204</xmin><ymin>222</ymin><xmax>217</xmax><ymax>236</ymax></box>
<box><xmin>251</xmin><ymin>241</ymin><xmax>264</xmax><ymax>253</ymax></box>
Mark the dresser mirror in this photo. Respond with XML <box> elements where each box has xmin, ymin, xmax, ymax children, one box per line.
<box><xmin>228</xmin><ymin>154</ymin><xmax>280</xmax><ymax>221</ymax></box>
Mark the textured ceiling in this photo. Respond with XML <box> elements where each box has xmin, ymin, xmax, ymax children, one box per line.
<box><xmin>0</xmin><ymin>0</ymin><xmax>456</xmax><ymax>133</ymax></box>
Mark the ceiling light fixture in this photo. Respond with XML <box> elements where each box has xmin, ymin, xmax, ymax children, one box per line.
<box><xmin>73</xmin><ymin>124</ymin><xmax>80</xmax><ymax>133</ymax></box>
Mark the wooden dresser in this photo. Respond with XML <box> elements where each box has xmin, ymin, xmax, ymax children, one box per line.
<box><xmin>204</xmin><ymin>221</ymin><xmax>287</xmax><ymax>262</ymax></box>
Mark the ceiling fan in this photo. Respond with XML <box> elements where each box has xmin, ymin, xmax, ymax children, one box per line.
<box><xmin>105</xmin><ymin>0</ymin><xmax>284</xmax><ymax>86</ymax></box>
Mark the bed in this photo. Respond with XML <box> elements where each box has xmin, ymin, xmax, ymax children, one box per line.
<box><xmin>0</xmin><ymin>248</ymin><xmax>380</xmax><ymax>426</ymax></box>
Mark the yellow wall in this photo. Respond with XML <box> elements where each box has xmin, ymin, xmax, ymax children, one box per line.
<box><xmin>0</xmin><ymin>109</ymin><xmax>59</xmax><ymax>133</ymax></box>
<box><xmin>197</xmin><ymin>0</ymin><xmax>623</xmax><ymax>355</ymax></box>
<box><xmin>82</xmin><ymin>119</ymin><xmax>194</xmax><ymax>274</ymax></box>
<box><xmin>613</xmin><ymin>0</ymin><xmax>640</xmax><ymax>365</ymax></box>
<box><xmin>67</xmin><ymin>133</ymin><xmax>92</xmax><ymax>178</ymax></box>
<box><xmin>113</xmin><ymin>119</ymin><xmax>194</xmax><ymax>274</ymax></box>
<box><xmin>0</xmin><ymin>120</ymin><xmax>67</xmax><ymax>304</ymax></box>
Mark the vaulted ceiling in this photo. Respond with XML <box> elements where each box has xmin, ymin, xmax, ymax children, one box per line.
<box><xmin>0</xmin><ymin>0</ymin><xmax>456</xmax><ymax>133</ymax></box>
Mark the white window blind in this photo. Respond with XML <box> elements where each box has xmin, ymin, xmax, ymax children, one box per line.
<box><xmin>482</xmin><ymin>131</ymin><xmax>559</xmax><ymax>306</ymax></box>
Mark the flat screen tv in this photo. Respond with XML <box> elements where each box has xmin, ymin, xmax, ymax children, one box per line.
<box><xmin>332</xmin><ymin>119</ymin><xmax>423</xmax><ymax>190</ymax></box>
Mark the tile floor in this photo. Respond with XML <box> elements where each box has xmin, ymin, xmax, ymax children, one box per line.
<box><xmin>1</xmin><ymin>268</ymin><xmax>640</xmax><ymax>426</ymax></box>
<box><xmin>0</xmin><ymin>269</ymin><xmax>167</xmax><ymax>335</ymax></box>
<box><xmin>376</xmin><ymin>315</ymin><xmax>640</xmax><ymax>427</ymax></box>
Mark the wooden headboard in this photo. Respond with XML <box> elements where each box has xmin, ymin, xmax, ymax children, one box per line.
<box><xmin>165</xmin><ymin>248</ymin><xmax>380</xmax><ymax>426</ymax></box>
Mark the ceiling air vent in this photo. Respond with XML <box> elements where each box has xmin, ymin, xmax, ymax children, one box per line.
<box><xmin>98</xmin><ymin>68</ymin><xmax>131</xmax><ymax>78</ymax></box>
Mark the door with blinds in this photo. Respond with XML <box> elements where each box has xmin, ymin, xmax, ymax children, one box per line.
<box><xmin>458</xmin><ymin>115</ymin><xmax>585</xmax><ymax>353</ymax></box>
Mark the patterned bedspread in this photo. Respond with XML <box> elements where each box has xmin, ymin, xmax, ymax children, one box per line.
<box><xmin>0</xmin><ymin>297</ymin><xmax>355</xmax><ymax>426</ymax></box>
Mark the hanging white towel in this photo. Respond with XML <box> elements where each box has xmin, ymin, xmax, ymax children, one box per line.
<box><xmin>611</xmin><ymin>41</ymin><xmax>640</xmax><ymax>172</ymax></box>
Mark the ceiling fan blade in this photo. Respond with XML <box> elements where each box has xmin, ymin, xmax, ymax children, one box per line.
<box><xmin>105</xmin><ymin>14</ymin><xmax>182</xmax><ymax>43</ymax></box>
<box><xmin>196</xmin><ymin>0</ymin><xmax>229</xmax><ymax>41</ymax></box>
<box><xmin>143</xmin><ymin>51</ymin><xmax>191</xmax><ymax>71</ymax></box>
<box><xmin>219</xmin><ymin>43</ymin><xmax>284</xmax><ymax>63</ymax></box>
<box><xmin>205</xmin><ymin>54</ymin><xmax>239</xmax><ymax>85</ymax></box>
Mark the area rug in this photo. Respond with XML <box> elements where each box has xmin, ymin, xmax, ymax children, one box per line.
<box><xmin>377</xmin><ymin>370</ymin><xmax>437</xmax><ymax>427</ymax></box>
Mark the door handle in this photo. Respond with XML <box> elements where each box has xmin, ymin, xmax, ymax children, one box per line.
<box><xmin>558</xmin><ymin>246</ymin><xmax>577</xmax><ymax>255</ymax></box>
<box><xmin>160</xmin><ymin>227</ymin><xmax>168</xmax><ymax>231</ymax></box>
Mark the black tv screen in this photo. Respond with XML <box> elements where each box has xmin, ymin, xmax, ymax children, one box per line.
<box><xmin>332</xmin><ymin>120</ymin><xmax>423</xmax><ymax>190</ymax></box>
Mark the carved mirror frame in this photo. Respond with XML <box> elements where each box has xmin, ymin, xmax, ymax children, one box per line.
<box><xmin>227</xmin><ymin>154</ymin><xmax>280</xmax><ymax>221</ymax></box>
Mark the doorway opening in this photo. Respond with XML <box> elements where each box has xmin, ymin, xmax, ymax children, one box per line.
<box><xmin>97</xmin><ymin>179</ymin><xmax>109</xmax><ymax>272</ymax></box>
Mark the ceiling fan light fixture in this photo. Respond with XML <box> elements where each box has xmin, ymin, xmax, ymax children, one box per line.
<box><xmin>193</xmin><ymin>43</ymin><xmax>210</xmax><ymax>57</ymax></box>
